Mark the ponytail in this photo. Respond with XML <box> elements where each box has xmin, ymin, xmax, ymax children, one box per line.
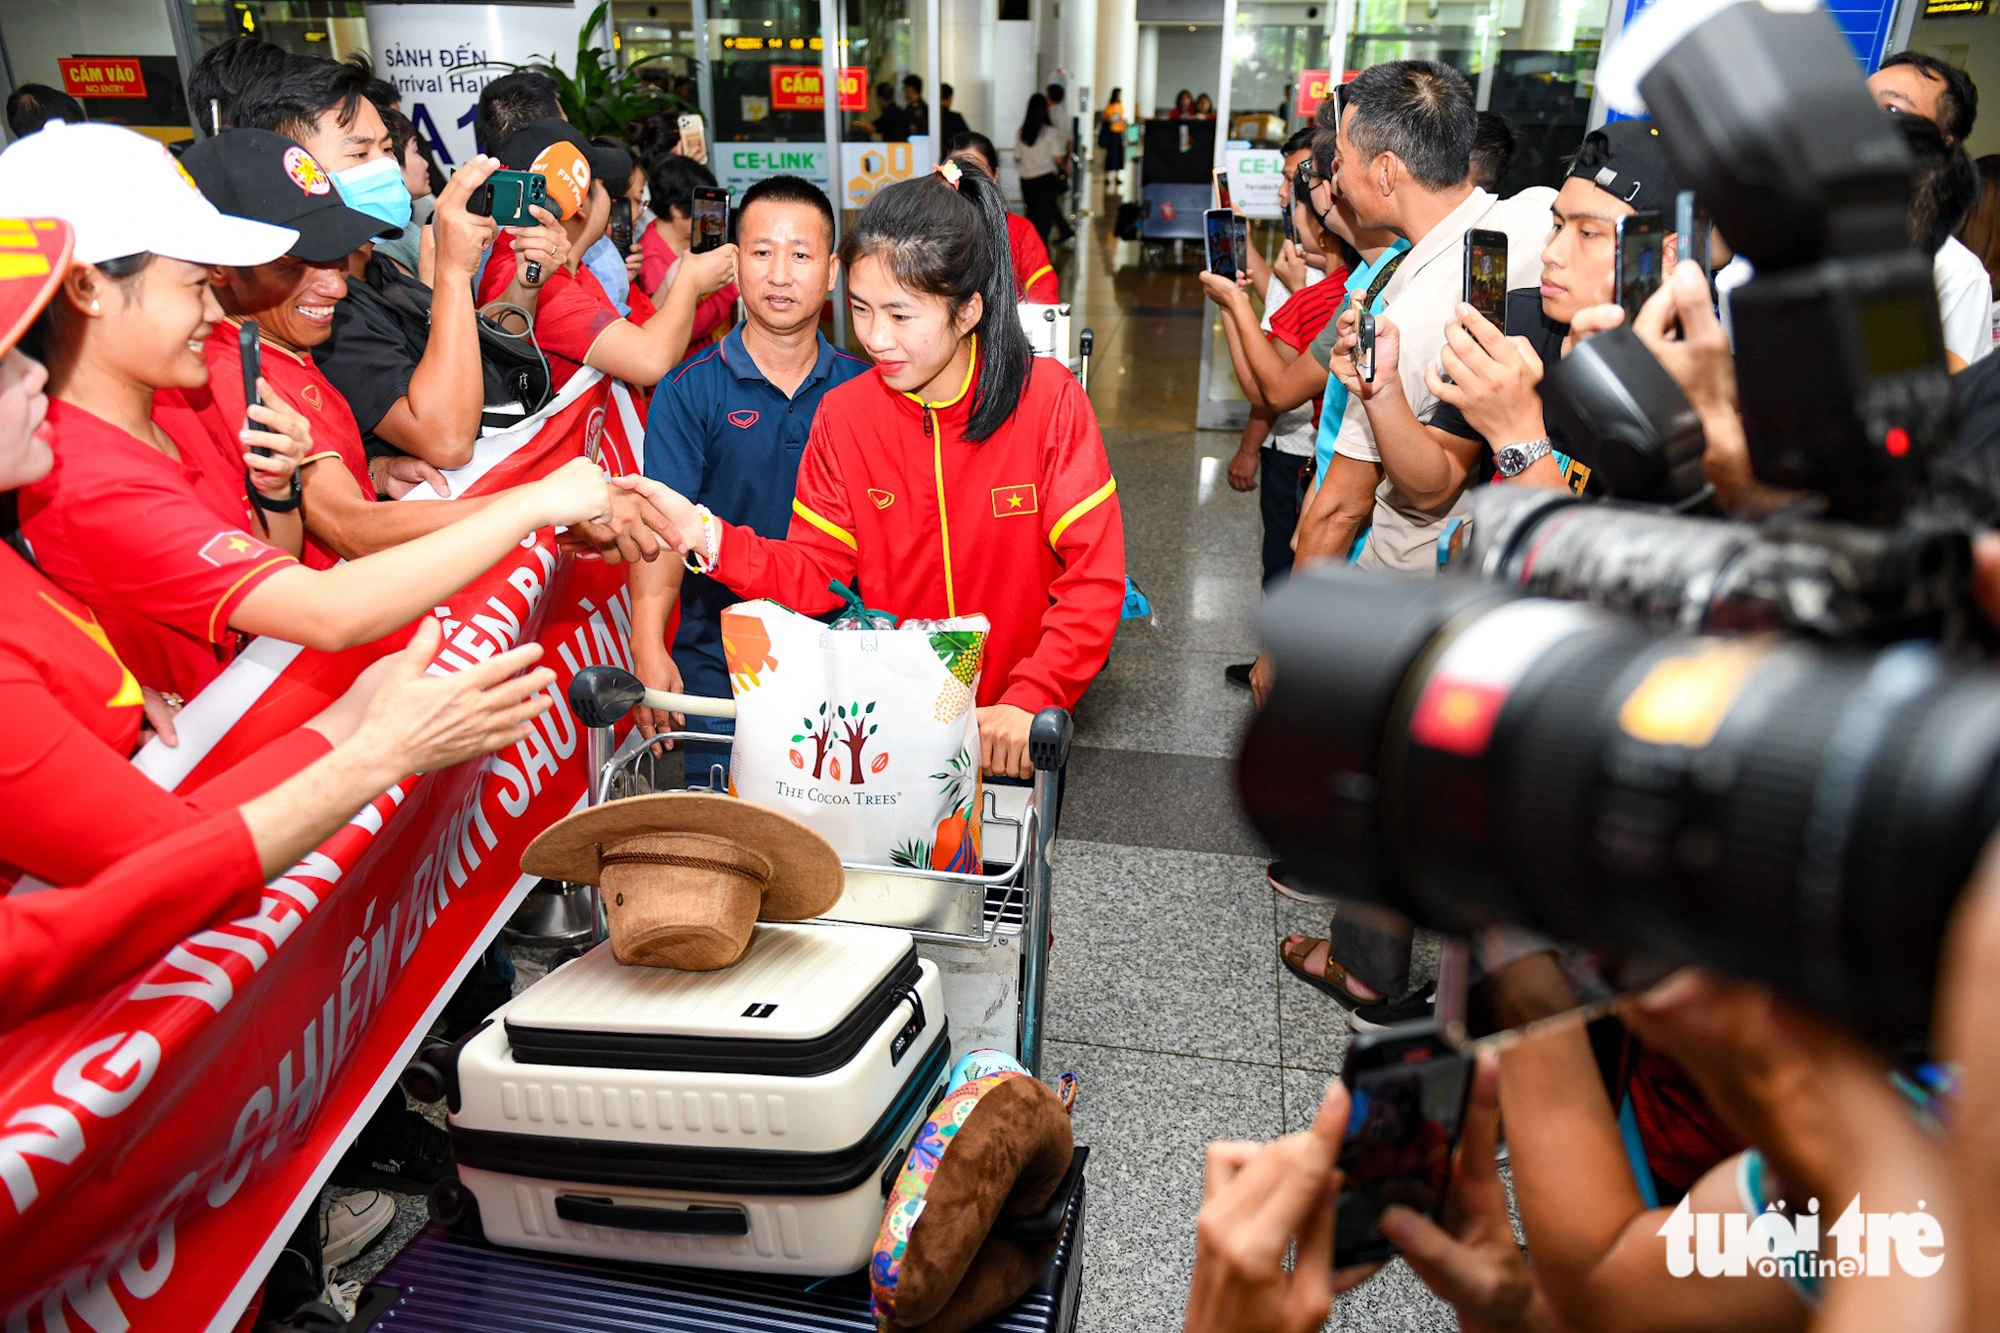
<box><xmin>841</xmin><ymin>165</ymin><xmax>1032</xmax><ymax>442</ymax></box>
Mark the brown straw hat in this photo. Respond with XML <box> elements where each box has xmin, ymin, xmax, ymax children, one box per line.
<box><xmin>521</xmin><ymin>793</ymin><xmax>844</xmax><ymax>971</ymax></box>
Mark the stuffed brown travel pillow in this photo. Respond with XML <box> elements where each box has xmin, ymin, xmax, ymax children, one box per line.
<box><xmin>871</xmin><ymin>1051</ymin><xmax>1083</xmax><ymax>1333</ymax></box>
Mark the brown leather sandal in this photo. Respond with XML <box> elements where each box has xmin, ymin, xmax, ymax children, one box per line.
<box><xmin>1279</xmin><ymin>934</ymin><xmax>1382</xmax><ymax>1010</ymax></box>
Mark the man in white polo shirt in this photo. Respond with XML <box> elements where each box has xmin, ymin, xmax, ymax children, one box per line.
<box><xmin>1318</xmin><ymin>60</ymin><xmax>1554</xmax><ymax>574</ymax></box>
<box><xmin>1273</xmin><ymin>61</ymin><xmax>1554</xmax><ymax>1034</ymax></box>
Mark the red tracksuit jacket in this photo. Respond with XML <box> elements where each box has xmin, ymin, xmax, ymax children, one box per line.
<box><xmin>711</xmin><ymin>349</ymin><xmax>1125</xmax><ymax>714</ymax></box>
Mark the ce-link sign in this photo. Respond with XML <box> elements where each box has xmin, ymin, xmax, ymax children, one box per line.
<box><xmin>714</xmin><ymin>143</ymin><xmax>831</xmax><ymax>194</ymax></box>
<box><xmin>1223</xmin><ymin>148</ymin><xmax>1287</xmax><ymax>220</ymax></box>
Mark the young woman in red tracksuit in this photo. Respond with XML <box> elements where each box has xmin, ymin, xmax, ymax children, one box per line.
<box><xmin>619</xmin><ymin>160</ymin><xmax>1125</xmax><ymax>776</ymax></box>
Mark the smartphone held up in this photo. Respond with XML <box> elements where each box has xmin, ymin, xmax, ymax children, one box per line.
<box><xmin>466</xmin><ymin>169</ymin><xmax>556</xmax><ymax>228</ymax></box>
<box><xmin>1616</xmin><ymin>210</ymin><xmax>1668</xmax><ymax>323</ymax></box>
<box><xmin>1675</xmin><ymin>189</ymin><xmax>1711</xmax><ymax>285</ymax></box>
<box><xmin>1203</xmin><ymin>207</ymin><xmax>1237</xmax><ymax>281</ymax></box>
<box><xmin>608</xmin><ymin>197</ymin><xmax>636</xmax><ymax>255</ymax></box>
<box><xmin>691</xmin><ymin>186</ymin><xmax>731</xmax><ymax>254</ymax></box>
<box><xmin>238</xmin><ymin>320</ymin><xmax>264</xmax><ymax>455</ymax></box>
<box><xmin>1462</xmin><ymin>229</ymin><xmax>1509</xmax><ymax>326</ymax></box>
<box><xmin>1334</xmin><ymin>1019</ymin><xmax>1474</xmax><ymax>1265</ymax></box>
<box><xmin>678</xmin><ymin>113</ymin><xmax>708</xmax><ymax>161</ymax></box>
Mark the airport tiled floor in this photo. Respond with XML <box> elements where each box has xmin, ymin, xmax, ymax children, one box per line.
<box><xmin>1039</xmin><ymin>177</ymin><xmax>1457</xmax><ymax>1332</ymax></box>
<box><xmin>343</xmin><ymin>173</ymin><xmax>1456</xmax><ymax>1330</ymax></box>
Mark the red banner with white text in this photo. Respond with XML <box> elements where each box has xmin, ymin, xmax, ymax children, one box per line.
<box><xmin>0</xmin><ymin>373</ymin><xmax>646</xmax><ymax>1330</ymax></box>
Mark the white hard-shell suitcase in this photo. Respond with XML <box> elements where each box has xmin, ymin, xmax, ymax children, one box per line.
<box><xmin>443</xmin><ymin>922</ymin><xmax>950</xmax><ymax>1275</ymax></box>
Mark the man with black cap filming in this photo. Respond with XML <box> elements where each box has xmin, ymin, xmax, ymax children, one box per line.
<box><xmin>1424</xmin><ymin>119</ymin><xmax>1686</xmax><ymax>498</ymax></box>
<box><xmin>476</xmin><ymin>117</ymin><xmax>739</xmax><ymax>392</ymax></box>
<box><xmin>169</xmin><ymin>129</ymin><xmax>661</xmax><ymax>566</ymax></box>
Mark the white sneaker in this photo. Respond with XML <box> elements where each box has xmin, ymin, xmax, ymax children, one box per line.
<box><xmin>320</xmin><ymin>1189</ymin><xmax>395</xmax><ymax>1269</ymax></box>
<box><xmin>319</xmin><ymin>1278</ymin><xmax>363</xmax><ymax>1321</ymax></box>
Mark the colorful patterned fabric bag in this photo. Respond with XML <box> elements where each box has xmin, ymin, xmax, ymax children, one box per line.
<box><xmin>870</xmin><ymin>1051</ymin><xmax>1080</xmax><ymax>1333</ymax></box>
<box><xmin>722</xmin><ymin>599</ymin><xmax>988</xmax><ymax>870</ymax></box>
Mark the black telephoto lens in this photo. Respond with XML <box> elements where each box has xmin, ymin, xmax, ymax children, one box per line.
<box><xmin>1453</xmin><ymin>485</ymin><xmax>1975</xmax><ymax>646</ymax></box>
<box><xmin>1239</xmin><ymin>566</ymin><xmax>2000</xmax><ymax>1044</ymax></box>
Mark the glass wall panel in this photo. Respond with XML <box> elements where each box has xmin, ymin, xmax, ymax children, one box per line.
<box><xmin>183</xmin><ymin>0</ymin><xmax>371</xmax><ymax>62</ymax></box>
<box><xmin>1228</xmin><ymin>1</ymin><xmax>1322</xmax><ymax>145</ymax></box>
<box><xmin>1342</xmin><ymin>0</ymin><xmax>1611</xmax><ymax>188</ymax></box>
<box><xmin>702</xmin><ymin>0</ymin><xmax>841</xmax><ymax>206</ymax></box>
<box><xmin>2</xmin><ymin>0</ymin><xmax>190</xmax><ymax>143</ymax></box>
<box><xmin>830</xmin><ymin>0</ymin><xmax>936</xmax><ymax>214</ymax></box>
<box><xmin>614</xmin><ymin>0</ymin><xmax>699</xmax><ymax>92</ymax></box>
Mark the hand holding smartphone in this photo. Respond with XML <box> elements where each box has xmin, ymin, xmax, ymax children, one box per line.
<box><xmin>1445</xmin><ymin>230</ymin><xmax>1509</xmax><ymax>386</ymax></box>
<box><xmin>1333</xmin><ymin>1019</ymin><xmax>1474</xmax><ymax>1264</ymax></box>
<box><xmin>239</xmin><ymin>322</ymin><xmax>266</xmax><ymax>456</ymax></box>
<box><xmin>1357</xmin><ymin>310</ymin><xmax>1377</xmax><ymax>384</ymax></box>
<box><xmin>1213</xmin><ymin>169</ymin><xmax>1233</xmax><ymax>210</ymax></box>
<box><xmin>679</xmin><ymin>112</ymin><xmax>707</xmax><ymax>161</ymax></box>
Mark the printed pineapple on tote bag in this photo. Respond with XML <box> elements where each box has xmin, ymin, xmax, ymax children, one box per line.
<box><xmin>722</xmin><ymin>600</ymin><xmax>988</xmax><ymax>871</ymax></box>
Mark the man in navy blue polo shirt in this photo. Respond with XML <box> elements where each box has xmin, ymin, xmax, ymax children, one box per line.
<box><xmin>630</xmin><ymin>174</ymin><xmax>866</xmax><ymax>781</ymax></box>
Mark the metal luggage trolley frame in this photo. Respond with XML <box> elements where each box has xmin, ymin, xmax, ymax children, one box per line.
<box><xmin>571</xmin><ymin>674</ymin><xmax>1073</xmax><ymax>1077</ymax></box>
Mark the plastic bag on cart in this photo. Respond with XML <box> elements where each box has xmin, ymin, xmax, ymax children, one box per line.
<box><xmin>722</xmin><ymin>598</ymin><xmax>989</xmax><ymax>871</ymax></box>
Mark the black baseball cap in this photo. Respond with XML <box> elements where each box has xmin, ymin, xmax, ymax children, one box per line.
<box><xmin>493</xmin><ymin>118</ymin><xmax>632</xmax><ymax>220</ymax></box>
<box><xmin>1567</xmin><ymin>119</ymin><xmax>1684</xmax><ymax>216</ymax></box>
<box><xmin>180</xmin><ymin>129</ymin><xmax>400</xmax><ymax>264</ymax></box>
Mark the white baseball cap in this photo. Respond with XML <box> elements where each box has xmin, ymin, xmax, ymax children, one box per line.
<box><xmin>0</xmin><ymin>121</ymin><xmax>297</xmax><ymax>266</ymax></box>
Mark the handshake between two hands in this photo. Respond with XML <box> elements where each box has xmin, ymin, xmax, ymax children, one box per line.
<box><xmin>543</xmin><ymin>463</ymin><xmax>710</xmax><ymax>566</ymax></box>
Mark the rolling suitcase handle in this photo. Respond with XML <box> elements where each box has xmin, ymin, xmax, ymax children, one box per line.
<box><xmin>553</xmin><ymin>1195</ymin><xmax>751</xmax><ymax>1236</ymax></box>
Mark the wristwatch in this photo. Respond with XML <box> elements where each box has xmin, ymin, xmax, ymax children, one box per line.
<box><xmin>1493</xmin><ymin>437</ymin><xmax>1553</xmax><ymax>478</ymax></box>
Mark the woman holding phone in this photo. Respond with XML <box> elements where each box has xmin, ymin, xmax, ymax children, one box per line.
<box><xmin>639</xmin><ymin>152</ymin><xmax>740</xmax><ymax>360</ymax></box>
<box><xmin>0</xmin><ymin>216</ymin><xmax>560</xmax><ymax>912</ymax></box>
<box><xmin>0</xmin><ymin>123</ymin><xmax>614</xmax><ymax>707</ymax></box>
<box><xmin>617</xmin><ymin>162</ymin><xmax>1127</xmax><ymax>776</ymax></box>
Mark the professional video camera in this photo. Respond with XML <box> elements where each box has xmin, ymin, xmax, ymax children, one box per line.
<box><xmin>1238</xmin><ymin>568</ymin><xmax>1997</xmax><ymax>1045</ymax></box>
<box><xmin>1233</xmin><ymin>1</ymin><xmax>1998</xmax><ymax>1045</ymax></box>
<box><xmin>1452</xmin><ymin>485</ymin><xmax>1976</xmax><ymax>645</ymax></box>
<box><xmin>1480</xmin><ymin>0</ymin><xmax>1976</xmax><ymax>645</ymax></box>
<box><xmin>1639</xmin><ymin>0</ymin><xmax>1951</xmax><ymax>520</ymax></box>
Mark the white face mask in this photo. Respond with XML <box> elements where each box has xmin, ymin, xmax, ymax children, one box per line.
<box><xmin>332</xmin><ymin>156</ymin><xmax>413</xmax><ymax>231</ymax></box>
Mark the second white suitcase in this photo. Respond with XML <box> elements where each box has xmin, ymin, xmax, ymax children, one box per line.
<box><xmin>442</xmin><ymin>922</ymin><xmax>950</xmax><ymax>1275</ymax></box>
